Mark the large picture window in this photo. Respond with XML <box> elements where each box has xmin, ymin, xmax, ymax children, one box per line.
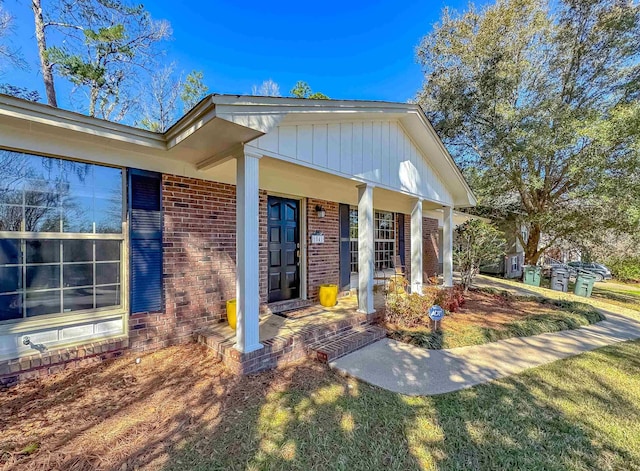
<box><xmin>349</xmin><ymin>208</ymin><xmax>396</xmax><ymax>272</ymax></box>
<box><xmin>0</xmin><ymin>150</ymin><xmax>124</xmax><ymax>322</ymax></box>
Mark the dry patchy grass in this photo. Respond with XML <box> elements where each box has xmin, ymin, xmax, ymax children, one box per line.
<box><xmin>2</xmin><ymin>340</ymin><xmax>640</xmax><ymax>470</ymax></box>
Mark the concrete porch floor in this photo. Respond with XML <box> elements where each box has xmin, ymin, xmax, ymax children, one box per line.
<box><xmin>205</xmin><ymin>292</ymin><xmax>386</xmax><ymax>344</ymax></box>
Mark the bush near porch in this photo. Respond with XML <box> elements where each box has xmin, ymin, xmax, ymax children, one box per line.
<box><xmin>384</xmin><ymin>287</ymin><xmax>604</xmax><ymax>350</ymax></box>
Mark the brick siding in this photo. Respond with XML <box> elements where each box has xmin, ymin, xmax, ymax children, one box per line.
<box><xmin>128</xmin><ymin>175</ymin><xmax>238</xmax><ymax>352</ymax></box>
<box><xmin>306</xmin><ymin>199</ymin><xmax>340</xmax><ymax>301</ymax></box>
<box><xmin>423</xmin><ymin>217</ymin><xmax>440</xmax><ymax>279</ymax></box>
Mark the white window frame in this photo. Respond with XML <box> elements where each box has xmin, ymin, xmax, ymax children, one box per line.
<box><xmin>349</xmin><ymin>208</ymin><xmax>396</xmax><ymax>272</ymax></box>
<box><xmin>511</xmin><ymin>255</ymin><xmax>520</xmax><ymax>272</ymax></box>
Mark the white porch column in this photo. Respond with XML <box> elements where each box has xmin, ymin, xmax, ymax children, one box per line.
<box><xmin>357</xmin><ymin>183</ymin><xmax>375</xmax><ymax>314</ymax></box>
<box><xmin>411</xmin><ymin>198</ymin><xmax>423</xmax><ymax>294</ymax></box>
<box><xmin>443</xmin><ymin>205</ymin><xmax>454</xmax><ymax>288</ymax></box>
<box><xmin>235</xmin><ymin>149</ymin><xmax>263</xmax><ymax>353</ymax></box>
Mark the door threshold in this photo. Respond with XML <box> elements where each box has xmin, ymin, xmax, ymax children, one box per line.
<box><xmin>267</xmin><ymin>298</ymin><xmax>312</xmax><ymax>314</ymax></box>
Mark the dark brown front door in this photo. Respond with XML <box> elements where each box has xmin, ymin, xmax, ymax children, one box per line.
<box><xmin>267</xmin><ymin>196</ymin><xmax>300</xmax><ymax>302</ymax></box>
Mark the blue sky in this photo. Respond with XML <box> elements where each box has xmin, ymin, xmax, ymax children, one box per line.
<box><xmin>4</xmin><ymin>0</ymin><xmax>481</xmax><ymax>109</ymax></box>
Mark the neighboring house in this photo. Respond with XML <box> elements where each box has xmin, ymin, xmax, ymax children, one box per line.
<box><xmin>0</xmin><ymin>94</ymin><xmax>476</xmax><ymax>379</ymax></box>
<box><xmin>481</xmin><ymin>222</ymin><xmax>527</xmax><ymax>279</ymax></box>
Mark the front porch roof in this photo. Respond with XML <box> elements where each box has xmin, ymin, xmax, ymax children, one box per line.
<box><xmin>0</xmin><ymin>93</ymin><xmax>476</xmax><ymax>209</ymax></box>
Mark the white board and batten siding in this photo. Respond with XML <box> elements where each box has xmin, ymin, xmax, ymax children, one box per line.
<box><xmin>254</xmin><ymin>120</ymin><xmax>453</xmax><ymax>205</ymax></box>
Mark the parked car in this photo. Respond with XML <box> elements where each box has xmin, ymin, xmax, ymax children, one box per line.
<box><xmin>567</xmin><ymin>261</ymin><xmax>612</xmax><ymax>282</ymax></box>
<box><xmin>543</xmin><ymin>262</ymin><xmax>577</xmax><ymax>279</ymax></box>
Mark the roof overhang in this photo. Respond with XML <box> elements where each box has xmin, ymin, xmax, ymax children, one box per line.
<box><xmin>0</xmin><ymin>93</ymin><xmax>477</xmax><ymax>208</ymax></box>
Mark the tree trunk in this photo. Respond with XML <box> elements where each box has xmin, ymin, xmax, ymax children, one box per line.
<box><xmin>524</xmin><ymin>224</ymin><xmax>542</xmax><ymax>265</ymax></box>
<box><xmin>89</xmin><ymin>86</ymin><xmax>99</xmax><ymax>117</ymax></box>
<box><xmin>32</xmin><ymin>0</ymin><xmax>57</xmax><ymax>107</ymax></box>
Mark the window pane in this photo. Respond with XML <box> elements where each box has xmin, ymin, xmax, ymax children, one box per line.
<box><xmin>63</xmin><ymin>263</ymin><xmax>93</xmax><ymax>287</ymax></box>
<box><xmin>96</xmin><ymin>262</ymin><xmax>119</xmax><ymax>285</ymax></box>
<box><xmin>0</xmin><ymin>151</ymin><xmax>122</xmax><ymax>236</ymax></box>
<box><xmin>62</xmin><ymin>195</ymin><xmax>94</xmax><ymax>233</ymax></box>
<box><xmin>96</xmin><ymin>285</ymin><xmax>120</xmax><ymax>309</ymax></box>
<box><xmin>0</xmin><ymin>239</ymin><xmax>21</xmax><ymax>264</ymax></box>
<box><xmin>63</xmin><ymin>240</ymin><xmax>93</xmax><ymax>262</ymax></box>
<box><xmin>95</xmin><ymin>195</ymin><xmax>122</xmax><ymax>233</ymax></box>
<box><xmin>0</xmin><ymin>205</ymin><xmax>22</xmax><ymax>231</ymax></box>
<box><xmin>63</xmin><ymin>287</ymin><xmax>94</xmax><ymax>312</ymax></box>
<box><xmin>0</xmin><ymin>187</ymin><xmax>23</xmax><ymax>205</ymax></box>
<box><xmin>26</xmin><ymin>290</ymin><xmax>61</xmax><ymax>317</ymax></box>
<box><xmin>0</xmin><ymin>267</ymin><xmax>20</xmax><ymax>293</ymax></box>
<box><xmin>25</xmin><ymin>206</ymin><xmax>60</xmax><ymax>232</ymax></box>
<box><xmin>26</xmin><ymin>265</ymin><xmax>60</xmax><ymax>290</ymax></box>
<box><xmin>26</xmin><ymin>240</ymin><xmax>60</xmax><ymax>263</ymax></box>
<box><xmin>96</xmin><ymin>240</ymin><xmax>120</xmax><ymax>261</ymax></box>
<box><xmin>0</xmin><ymin>293</ymin><xmax>22</xmax><ymax>321</ymax></box>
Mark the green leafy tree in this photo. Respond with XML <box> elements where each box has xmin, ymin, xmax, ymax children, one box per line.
<box><xmin>417</xmin><ymin>0</ymin><xmax>640</xmax><ymax>264</ymax></box>
<box><xmin>181</xmin><ymin>70</ymin><xmax>208</xmax><ymax>112</ymax></box>
<box><xmin>31</xmin><ymin>0</ymin><xmax>170</xmax><ymax>119</ymax></box>
<box><xmin>290</xmin><ymin>80</ymin><xmax>329</xmax><ymax>99</ymax></box>
<box><xmin>454</xmin><ymin>220</ymin><xmax>506</xmax><ymax>292</ymax></box>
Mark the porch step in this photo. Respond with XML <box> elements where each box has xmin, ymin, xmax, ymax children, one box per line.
<box><xmin>307</xmin><ymin>325</ymin><xmax>387</xmax><ymax>363</ymax></box>
<box><xmin>265</xmin><ymin>299</ymin><xmax>314</xmax><ymax>315</ymax></box>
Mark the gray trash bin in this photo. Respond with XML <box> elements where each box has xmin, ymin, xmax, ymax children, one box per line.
<box><xmin>550</xmin><ymin>267</ymin><xmax>570</xmax><ymax>292</ymax></box>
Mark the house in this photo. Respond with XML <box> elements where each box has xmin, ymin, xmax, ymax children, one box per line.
<box><xmin>0</xmin><ymin>94</ymin><xmax>476</xmax><ymax>380</ymax></box>
<box><xmin>480</xmin><ymin>221</ymin><xmax>527</xmax><ymax>279</ymax></box>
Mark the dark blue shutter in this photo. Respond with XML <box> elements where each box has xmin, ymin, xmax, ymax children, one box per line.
<box><xmin>129</xmin><ymin>170</ymin><xmax>163</xmax><ymax>313</ymax></box>
<box><xmin>339</xmin><ymin>203</ymin><xmax>351</xmax><ymax>292</ymax></box>
<box><xmin>398</xmin><ymin>213</ymin><xmax>405</xmax><ymax>268</ymax></box>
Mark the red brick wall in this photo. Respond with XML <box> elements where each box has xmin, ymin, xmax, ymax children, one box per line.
<box><xmin>306</xmin><ymin>199</ymin><xmax>340</xmax><ymax>301</ymax></box>
<box><xmin>423</xmin><ymin>216</ymin><xmax>440</xmax><ymax>280</ymax></box>
<box><xmin>259</xmin><ymin>190</ymin><xmax>268</xmax><ymax>304</ymax></box>
<box><xmin>129</xmin><ymin>175</ymin><xmax>239</xmax><ymax>352</ymax></box>
<box><xmin>395</xmin><ymin>213</ymin><xmax>412</xmax><ymax>281</ymax></box>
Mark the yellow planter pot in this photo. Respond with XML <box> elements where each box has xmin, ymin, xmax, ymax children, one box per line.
<box><xmin>318</xmin><ymin>284</ymin><xmax>338</xmax><ymax>307</ymax></box>
<box><xmin>226</xmin><ymin>299</ymin><xmax>237</xmax><ymax>330</ymax></box>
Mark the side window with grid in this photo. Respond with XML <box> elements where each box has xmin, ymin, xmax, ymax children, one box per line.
<box><xmin>349</xmin><ymin>208</ymin><xmax>396</xmax><ymax>272</ymax></box>
<box><xmin>0</xmin><ymin>150</ymin><xmax>124</xmax><ymax>322</ymax></box>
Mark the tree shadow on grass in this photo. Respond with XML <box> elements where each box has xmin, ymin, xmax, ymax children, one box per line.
<box><xmin>423</xmin><ymin>341</ymin><xmax>640</xmax><ymax>470</ymax></box>
<box><xmin>4</xmin><ymin>340</ymin><xmax>640</xmax><ymax>471</ymax></box>
<box><xmin>161</xmin><ymin>362</ymin><xmax>425</xmax><ymax>471</ymax></box>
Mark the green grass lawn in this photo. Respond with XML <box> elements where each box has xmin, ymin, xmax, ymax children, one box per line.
<box><xmin>591</xmin><ymin>282</ymin><xmax>640</xmax><ymax>312</ymax></box>
<box><xmin>166</xmin><ymin>340</ymin><xmax>640</xmax><ymax>471</ymax></box>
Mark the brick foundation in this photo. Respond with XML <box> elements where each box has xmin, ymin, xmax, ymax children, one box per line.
<box><xmin>0</xmin><ymin>338</ymin><xmax>128</xmax><ymax>388</ymax></box>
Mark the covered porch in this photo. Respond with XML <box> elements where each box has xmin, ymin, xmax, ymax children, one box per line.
<box><xmin>206</xmin><ymin>146</ymin><xmax>457</xmax><ymax>360</ymax></box>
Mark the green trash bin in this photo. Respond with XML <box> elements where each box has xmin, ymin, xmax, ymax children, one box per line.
<box><xmin>574</xmin><ymin>273</ymin><xmax>596</xmax><ymax>297</ymax></box>
<box><xmin>523</xmin><ymin>265</ymin><xmax>542</xmax><ymax>287</ymax></box>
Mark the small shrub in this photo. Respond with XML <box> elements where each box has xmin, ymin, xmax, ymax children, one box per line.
<box><xmin>385</xmin><ymin>292</ymin><xmax>435</xmax><ymax>328</ymax></box>
<box><xmin>427</xmin><ymin>285</ymin><xmax>465</xmax><ymax>312</ymax></box>
<box><xmin>384</xmin><ymin>285</ymin><xmax>466</xmax><ymax>328</ymax></box>
<box><xmin>606</xmin><ymin>256</ymin><xmax>640</xmax><ymax>283</ymax></box>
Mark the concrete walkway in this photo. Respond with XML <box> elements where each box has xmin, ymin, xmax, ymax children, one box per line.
<box><xmin>331</xmin><ymin>278</ymin><xmax>640</xmax><ymax>396</ymax></box>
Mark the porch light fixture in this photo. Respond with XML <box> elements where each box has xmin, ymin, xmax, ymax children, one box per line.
<box><xmin>315</xmin><ymin>205</ymin><xmax>326</xmax><ymax>218</ymax></box>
